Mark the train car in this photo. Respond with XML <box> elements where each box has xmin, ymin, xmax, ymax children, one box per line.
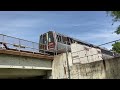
<box><xmin>39</xmin><ymin>31</ymin><xmax>114</xmax><ymax>57</ymax></box>
<box><xmin>39</xmin><ymin>31</ymin><xmax>71</xmax><ymax>54</ymax></box>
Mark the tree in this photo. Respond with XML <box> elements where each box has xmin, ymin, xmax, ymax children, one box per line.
<box><xmin>112</xmin><ymin>42</ymin><xmax>120</xmax><ymax>53</ymax></box>
<box><xmin>107</xmin><ymin>11</ymin><xmax>120</xmax><ymax>34</ymax></box>
<box><xmin>107</xmin><ymin>11</ymin><xmax>120</xmax><ymax>53</ymax></box>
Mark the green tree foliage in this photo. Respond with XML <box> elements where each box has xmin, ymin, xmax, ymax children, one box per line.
<box><xmin>112</xmin><ymin>42</ymin><xmax>120</xmax><ymax>53</ymax></box>
<box><xmin>107</xmin><ymin>11</ymin><xmax>120</xmax><ymax>53</ymax></box>
<box><xmin>107</xmin><ymin>11</ymin><xmax>120</xmax><ymax>34</ymax></box>
<box><xmin>115</xmin><ymin>25</ymin><xmax>120</xmax><ymax>34</ymax></box>
<box><xmin>107</xmin><ymin>11</ymin><xmax>120</xmax><ymax>22</ymax></box>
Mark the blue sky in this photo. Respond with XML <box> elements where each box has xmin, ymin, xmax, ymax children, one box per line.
<box><xmin>0</xmin><ymin>11</ymin><xmax>119</xmax><ymax>49</ymax></box>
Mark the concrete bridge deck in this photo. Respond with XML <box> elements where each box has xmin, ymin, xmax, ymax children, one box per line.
<box><xmin>0</xmin><ymin>49</ymin><xmax>53</xmax><ymax>60</ymax></box>
<box><xmin>0</xmin><ymin>49</ymin><xmax>53</xmax><ymax>79</ymax></box>
<box><xmin>0</xmin><ymin>34</ymin><xmax>53</xmax><ymax>79</ymax></box>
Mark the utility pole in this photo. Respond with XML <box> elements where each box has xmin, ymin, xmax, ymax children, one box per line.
<box><xmin>66</xmin><ymin>41</ymin><xmax>71</xmax><ymax>79</ymax></box>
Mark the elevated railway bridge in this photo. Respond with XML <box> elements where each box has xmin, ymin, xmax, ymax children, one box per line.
<box><xmin>0</xmin><ymin>33</ymin><xmax>118</xmax><ymax>79</ymax></box>
<box><xmin>0</xmin><ymin>34</ymin><xmax>53</xmax><ymax>79</ymax></box>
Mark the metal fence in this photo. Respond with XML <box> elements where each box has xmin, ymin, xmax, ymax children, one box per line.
<box><xmin>0</xmin><ymin>34</ymin><xmax>50</xmax><ymax>55</ymax></box>
<box><xmin>0</xmin><ymin>33</ymin><xmax>120</xmax><ymax>57</ymax></box>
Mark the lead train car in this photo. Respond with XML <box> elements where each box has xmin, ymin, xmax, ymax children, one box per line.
<box><xmin>39</xmin><ymin>31</ymin><xmax>114</xmax><ymax>57</ymax></box>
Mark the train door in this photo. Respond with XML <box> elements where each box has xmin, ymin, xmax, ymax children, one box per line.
<box><xmin>39</xmin><ymin>34</ymin><xmax>43</xmax><ymax>51</ymax></box>
<box><xmin>48</xmin><ymin>31</ymin><xmax>55</xmax><ymax>50</ymax></box>
<box><xmin>60</xmin><ymin>36</ymin><xmax>69</xmax><ymax>52</ymax></box>
<box><xmin>39</xmin><ymin>33</ymin><xmax>47</xmax><ymax>51</ymax></box>
<box><xmin>56</xmin><ymin>34</ymin><xmax>63</xmax><ymax>51</ymax></box>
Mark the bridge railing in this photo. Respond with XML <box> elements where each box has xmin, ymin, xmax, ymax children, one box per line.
<box><xmin>0</xmin><ymin>34</ymin><xmax>50</xmax><ymax>55</ymax></box>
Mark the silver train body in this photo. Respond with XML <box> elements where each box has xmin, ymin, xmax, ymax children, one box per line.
<box><xmin>39</xmin><ymin>31</ymin><xmax>115</xmax><ymax>58</ymax></box>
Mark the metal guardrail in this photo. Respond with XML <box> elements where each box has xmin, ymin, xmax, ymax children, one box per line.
<box><xmin>0</xmin><ymin>34</ymin><xmax>51</xmax><ymax>55</ymax></box>
<box><xmin>1</xmin><ymin>33</ymin><xmax>119</xmax><ymax>57</ymax></box>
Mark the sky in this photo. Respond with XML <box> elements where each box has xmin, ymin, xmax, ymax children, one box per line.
<box><xmin>0</xmin><ymin>11</ymin><xmax>120</xmax><ymax>49</ymax></box>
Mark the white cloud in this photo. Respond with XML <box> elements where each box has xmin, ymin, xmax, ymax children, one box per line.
<box><xmin>0</xmin><ymin>11</ymin><xmax>119</xmax><ymax>50</ymax></box>
<box><xmin>0</xmin><ymin>18</ymin><xmax>45</xmax><ymax>28</ymax></box>
<box><xmin>69</xmin><ymin>27</ymin><xmax>120</xmax><ymax>50</ymax></box>
<box><xmin>0</xmin><ymin>16</ymin><xmax>48</xmax><ymax>36</ymax></box>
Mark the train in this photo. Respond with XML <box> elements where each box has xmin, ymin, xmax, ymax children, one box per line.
<box><xmin>39</xmin><ymin>31</ymin><xmax>114</xmax><ymax>57</ymax></box>
<box><xmin>39</xmin><ymin>31</ymin><xmax>73</xmax><ymax>54</ymax></box>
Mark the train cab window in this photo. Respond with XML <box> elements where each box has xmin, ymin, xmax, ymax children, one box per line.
<box><xmin>43</xmin><ymin>34</ymin><xmax>47</xmax><ymax>44</ymax></box>
<box><xmin>48</xmin><ymin>38</ymin><xmax>51</xmax><ymax>42</ymax></box>
<box><xmin>40</xmin><ymin>35</ymin><xmax>43</xmax><ymax>44</ymax></box>
<box><xmin>48</xmin><ymin>32</ymin><xmax>54</xmax><ymax>43</ymax></box>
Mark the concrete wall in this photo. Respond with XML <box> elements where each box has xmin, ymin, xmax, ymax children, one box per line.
<box><xmin>0</xmin><ymin>68</ymin><xmax>46</xmax><ymax>79</ymax></box>
<box><xmin>71</xmin><ymin>43</ymin><xmax>104</xmax><ymax>64</ymax></box>
<box><xmin>70</xmin><ymin>61</ymin><xmax>106</xmax><ymax>79</ymax></box>
<box><xmin>52</xmin><ymin>53</ymin><xmax>68</xmax><ymax>79</ymax></box>
<box><xmin>105</xmin><ymin>57</ymin><xmax>120</xmax><ymax>79</ymax></box>
<box><xmin>0</xmin><ymin>54</ymin><xmax>52</xmax><ymax>79</ymax></box>
<box><xmin>0</xmin><ymin>54</ymin><xmax>52</xmax><ymax>70</ymax></box>
<box><xmin>52</xmin><ymin>52</ymin><xmax>120</xmax><ymax>79</ymax></box>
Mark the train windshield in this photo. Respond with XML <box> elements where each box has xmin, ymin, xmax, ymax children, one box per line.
<box><xmin>43</xmin><ymin>34</ymin><xmax>47</xmax><ymax>44</ymax></box>
<box><xmin>40</xmin><ymin>34</ymin><xmax>47</xmax><ymax>44</ymax></box>
<box><xmin>48</xmin><ymin>31</ymin><xmax>54</xmax><ymax>43</ymax></box>
<box><xmin>40</xmin><ymin>35</ymin><xmax>43</xmax><ymax>44</ymax></box>
<box><xmin>39</xmin><ymin>33</ymin><xmax>48</xmax><ymax>51</ymax></box>
<box><xmin>40</xmin><ymin>31</ymin><xmax>54</xmax><ymax>44</ymax></box>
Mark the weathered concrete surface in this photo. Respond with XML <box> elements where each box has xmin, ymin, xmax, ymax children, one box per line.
<box><xmin>0</xmin><ymin>54</ymin><xmax>52</xmax><ymax>70</ymax></box>
<box><xmin>52</xmin><ymin>52</ymin><xmax>120</xmax><ymax>79</ymax></box>
<box><xmin>0</xmin><ymin>54</ymin><xmax>52</xmax><ymax>79</ymax></box>
<box><xmin>71</xmin><ymin>43</ymin><xmax>108</xmax><ymax>64</ymax></box>
<box><xmin>0</xmin><ymin>68</ymin><xmax>46</xmax><ymax>79</ymax></box>
<box><xmin>105</xmin><ymin>57</ymin><xmax>120</xmax><ymax>79</ymax></box>
<box><xmin>46</xmin><ymin>70</ymin><xmax>53</xmax><ymax>79</ymax></box>
<box><xmin>70</xmin><ymin>61</ymin><xmax>106</xmax><ymax>79</ymax></box>
<box><xmin>0</xmin><ymin>49</ymin><xmax>53</xmax><ymax>60</ymax></box>
<box><xmin>52</xmin><ymin>53</ymin><xmax>74</xmax><ymax>79</ymax></box>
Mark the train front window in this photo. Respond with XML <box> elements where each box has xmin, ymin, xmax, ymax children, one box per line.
<box><xmin>48</xmin><ymin>32</ymin><xmax>54</xmax><ymax>43</ymax></box>
<box><xmin>40</xmin><ymin>35</ymin><xmax>43</xmax><ymax>44</ymax></box>
<box><xmin>43</xmin><ymin>34</ymin><xmax>47</xmax><ymax>44</ymax></box>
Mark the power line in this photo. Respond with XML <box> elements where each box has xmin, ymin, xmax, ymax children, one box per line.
<box><xmin>98</xmin><ymin>39</ymin><xmax>120</xmax><ymax>46</ymax></box>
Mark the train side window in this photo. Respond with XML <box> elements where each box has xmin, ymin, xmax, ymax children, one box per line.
<box><xmin>69</xmin><ymin>38</ymin><xmax>72</xmax><ymax>44</ymax></box>
<box><xmin>57</xmin><ymin>35</ymin><xmax>62</xmax><ymax>42</ymax></box>
<box><xmin>62</xmin><ymin>36</ymin><xmax>64</xmax><ymax>44</ymax></box>
<box><xmin>69</xmin><ymin>38</ymin><xmax>71</xmax><ymax>45</ymax></box>
<box><xmin>57</xmin><ymin>35</ymin><xmax>59</xmax><ymax>42</ymax></box>
<box><xmin>72</xmin><ymin>40</ymin><xmax>75</xmax><ymax>43</ymax></box>
<box><xmin>62</xmin><ymin>36</ymin><xmax>67</xmax><ymax>44</ymax></box>
<box><xmin>59</xmin><ymin>36</ymin><xmax>62</xmax><ymax>42</ymax></box>
<box><xmin>67</xmin><ymin>37</ymin><xmax>70</xmax><ymax>45</ymax></box>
